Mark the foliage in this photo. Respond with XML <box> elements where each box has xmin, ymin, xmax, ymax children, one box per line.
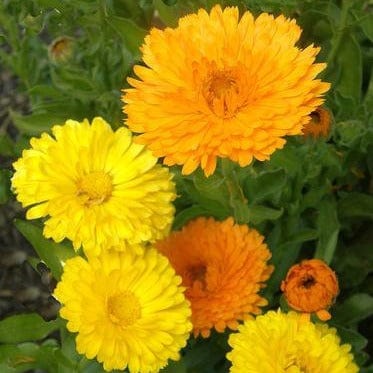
<box><xmin>0</xmin><ymin>0</ymin><xmax>372</xmax><ymax>372</ymax></box>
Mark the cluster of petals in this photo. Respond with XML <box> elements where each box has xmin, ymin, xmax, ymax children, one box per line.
<box><xmin>281</xmin><ymin>258</ymin><xmax>339</xmax><ymax>321</ymax></box>
<box><xmin>123</xmin><ymin>5</ymin><xmax>330</xmax><ymax>176</ymax></box>
<box><xmin>227</xmin><ymin>310</ymin><xmax>358</xmax><ymax>372</ymax></box>
<box><xmin>12</xmin><ymin>117</ymin><xmax>176</xmax><ymax>256</ymax></box>
<box><xmin>156</xmin><ymin>217</ymin><xmax>273</xmax><ymax>338</ymax></box>
<box><xmin>54</xmin><ymin>248</ymin><xmax>192</xmax><ymax>372</ymax></box>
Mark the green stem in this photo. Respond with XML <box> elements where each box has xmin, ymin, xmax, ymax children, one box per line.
<box><xmin>326</xmin><ymin>0</ymin><xmax>352</xmax><ymax>68</ymax></box>
<box><xmin>220</xmin><ymin>158</ymin><xmax>249</xmax><ymax>223</ymax></box>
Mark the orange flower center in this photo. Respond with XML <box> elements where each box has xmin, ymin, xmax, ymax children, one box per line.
<box><xmin>185</xmin><ymin>263</ymin><xmax>208</xmax><ymax>291</ymax></box>
<box><xmin>77</xmin><ymin>171</ymin><xmax>113</xmax><ymax>206</ymax></box>
<box><xmin>310</xmin><ymin>111</ymin><xmax>321</xmax><ymax>124</ymax></box>
<box><xmin>209</xmin><ymin>73</ymin><xmax>236</xmax><ymax>98</ymax></box>
<box><xmin>299</xmin><ymin>275</ymin><xmax>316</xmax><ymax>289</ymax></box>
<box><xmin>107</xmin><ymin>291</ymin><xmax>141</xmax><ymax>326</ymax></box>
<box><xmin>202</xmin><ymin>66</ymin><xmax>249</xmax><ymax>119</ymax></box>
<box><xmin>189</xmin><ymin>264</ymin><xmax>207</xmax><ymax>283</ymax></box>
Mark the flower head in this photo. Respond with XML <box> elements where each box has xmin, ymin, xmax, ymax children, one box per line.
<box><xmin>12</xmin><ymin>117</ymin><xmax>175</xmax><ymax>256</ymax></box>
<box><xmin>156</xmin><ymin>217</ymin><xmax>273</xmax><ymax>338</ymax></box>
<box><xmin>281</xmin><ymin>258</ymin><xmax>339</xmax><ymax>321</ymax></box>
<box><xmin>227</xmin><ymin>310</ymin><xmax>358</xmax><ymax>373</ymax></box>
<box><xmin>302</xmin><ymin>106</ymin><xmax>332</xmax><ymax>138</ymax></box>
<box><xmin>48</xmin><ymin>36</ymin><xmax>74</xmax><ymax>63</ymax></box>
<box><xmin>54</xmin><ymin>248</ymin><xmax>192</xmax><ymax>372</ymax></box>
<box><xmin>123</xmin><ymin>5</ymin><xmax>330</xmax><ymax>176</ymax></box>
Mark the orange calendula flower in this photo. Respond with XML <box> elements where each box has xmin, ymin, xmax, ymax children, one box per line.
<box><xmin>123</xmin><ymin>5</ymin><xmax>330</xmax><ymax>176</ymax></box>
<box><xmin>302</xmin><ymin>107</ymin><xmax>332</xmax><ymax>138</ymax></box>
<box><xmin>156</xmin><ymin>217</ymin><xmax>273</xmax><ymax>338</ymax></box>
<box><xmin>281</xmin><ymin>259</ymin><xmax>339</xmax><ymax>321</ymax></box>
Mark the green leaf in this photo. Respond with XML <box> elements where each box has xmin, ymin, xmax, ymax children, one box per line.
<box><xmin>335</xmin><ymin>242</ymin><xmax>372</xmax><ymax>289</ymax></box>
<box><xmin>0</xmin><ymin>169</ymin><xmax>11</xmax><ymax>205</ymax></box>
<box><xmin>162</xmin><ymin>0</ymin><xmax>178</xmax><ymax>5</ymax></box>
<box><xmin>314</xmin><ymin>198</ymin><xmax>339</xmax><ymax>264</ymax></box>
<box><xmin>14</xmin><ymin>219</ymin><xmax>75</xmax><ymax>280</ymax></box>
<box><xmin>193</xmin><ymin>171</ymin><xmax>226</xmax><ymax>201</ymax></box>
<box><xmin>334</xmin><ymin>120</ymin><xmax>366</xmax><ymax>148</ymax></box>
<box><xmin>0</xmin><ymin>342</ymin><xmax>58</xmax><ymax>373</ymax></box>
<box><xmin>0</xmin><ymin>314</ymin><xmax>60</xmax><ymax>344</ymax></box>
<box><xmin>161</xmin><ymin>359</ymin><xmax>187</xmax><ymax>373</ymax></box>
<box><xmin>221</xmin><ymin>159</ymin><xmax>251</xmax><ymax>223</ymax></box>
<box><xmin>247</xmin><ymin>205</ymin><xmax>283</xmax><ymax>224</ymax></box>
<box><xmin>268</xmin><ymin>144</ymin><xmax>300</xmax><ymax>175</ymax></box>
<box><xmin>34</xmin><ymin>0</ymin><xmax>69</xmax><ymax>12</ymax></box>
<box><xmin>77</xmin><ymin>358</ymin><xmax>106</xmax><ymax>373</ymax></box>
<box><xmin>183</xmin><ymin>337</ymin><xmax>226</xmax><ymax>373</ymax></box>
<box><xmin>361</xmin><ymin>365</ymin><xmax>373</xmax><ymax>373</ymax></box>
<box><xmin>244</xmin><ymin>169</ymin><xmax>287</xmax><ymax>203</ymax></box>
<box><xmin>356</xmin><ymin>12</ymin><xmax>373</xmax><ymax>42</ymax></box>
<box><xmin>364</xmin><ymin>67</ymin><xmax>373</xmax><ymax>110</ymax></box>
<box><xmin>338</xmin><ymin>192</ymin><xmax>373</xmax><ymax>219</ymax></box>
<box><xmin>335</xmin><ymin>33</ymin><xmax>362</xmax><ymax>106</ymax></box>
<box><xmin>331</xmin><ymin>325</ymin><xmax>368</xmax><ymax>352</ymax></box>
<box><xmin>9</xmin><ymin>111</ymin><xmax>66</xmax><ymax>136</ymax></box>
<box><xmin>283</xmin><ymin>229</ymin><xmax>318</xmax><ymax>246</ymax></box>
<box><xmin>333</xmin><ymin>293</ymin><xmax>373</xmax><ymax>325</ymax></box>
<box><xmin>0</xmin><ymin>134</ymin><xmax>15</xmax><ymax>156</ymax></box>
<box><xmin>173</xmin><ymin>205</ymin><xmax>209</xmax><ymax>231</ymax></box>
<box><xmin>153</xmin><ymin>0</ymin><xmax>182</xmax><ymax>27</ymax></box>
<box><xmin>108</xmin><ymin>16</ymin><xmax>147</xmax><ymax>58</ymax></box>
<box><xmin>50</xmin><ymin>69</ymin><xmax>97</xmax><ymax>100</ymax></box>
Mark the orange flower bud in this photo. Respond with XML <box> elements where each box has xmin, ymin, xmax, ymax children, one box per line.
<box><xmin>302</xmin><ymin>107</ymin><xmax>332</xmax><ymax>138</ymax></box>
<box><xmin>281</xmin><ymin>259</ymin><xmax>339</xmax><ymax>321</ymax></box>
<box><xmin>48</xmin><ymin>36</ymin><xmax>74</xmax><ymax>63</ymax></box>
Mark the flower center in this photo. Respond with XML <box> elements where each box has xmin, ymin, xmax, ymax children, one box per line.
<box><xmin>107</xmin><ymin>291</ymin><xmax>141</xmax><ymax>326</ymax></box>
<box><xmin>209</xmin><ymin>73</ymin><xmax>236</xmax><ymax>98</ymax></box>
<box><xmin>77</xmin><ymin>171</ymin><xmax>112</xmax><ymax>206</ymax></box>
<box><xmin>285</xmin><ymin>364</ymin><xmax>306</xmax><ymax>372</ymax></box>
<box><xmin>202</xmin><ymin>69</ymin><xmax>240</xmax><ymax>118</ymax></box>
<box><xmin>300</xmin><ymin>275</ymin><xmax>316</xmax><ymax>289</ymax></box>
<box><xmin>189</xmin><ymin>264</ymin><xmax>207</xmax><ymax>283</ymax></box>
<box><xmin>310</xmin><ymin>111</ymin><xmax>321</xmax><ymax>125</ymax></box>
<box><xmin>285</xmin><ymin>357</ymin><xmax>307</xmax><ymax>372</ymax></box>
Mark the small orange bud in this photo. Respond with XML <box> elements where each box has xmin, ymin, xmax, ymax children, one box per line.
<box><xmin>302</xmin><ymin>107</ymin><xmax>332</xmax><ymax>138</ymax></box>
<box><xmin>281</xmin><ymin>259</ymin><xmax>339</xmax><ymax>321</ymax></box>
<box><xmin>48</xmin><ymin>36</ymin><xmax>74</xmax><ymax>63</ymax></box>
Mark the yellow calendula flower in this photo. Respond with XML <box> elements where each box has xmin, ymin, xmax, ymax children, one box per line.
<box><xmin>227</xmin><ymin>310</ymin><xmax>358</xmax><ymax>373</ymax></box>
<box><xmin>12</xmin><ymin>117</ymin><xmax>175</xmax><ymax>256</ymax></box>
<box><xmin>54</xmin><ymin>248</ymin><xmax>192</xmax><ymax>372</ymax></box>
<box><xmin>123</xmin><ymin>5</ymin><xmax>330</xmax><ymax>176</ymax></box>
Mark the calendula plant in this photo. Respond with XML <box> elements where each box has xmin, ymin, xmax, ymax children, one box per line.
<box><xmin>0</xmin><ymin>0</ymin><xmax>372</xmax><ymax>372</ymax></box>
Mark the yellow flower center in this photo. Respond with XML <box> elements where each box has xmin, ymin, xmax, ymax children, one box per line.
<box><xmin>209</xmin><ymin>73</ymin><xmax>236</xmax><ymax>98</ymax></box>
<box><xmin>202</xmin><ymin>65</ymin><xmax>250</xmax><ymax>119</ymax></box>
<box><xmin>77</xmin><ymin>171</ymin><xmax>113</xmax><ymax>206</ymax></box>
<box><xmin>285</xmin><ymin>358</ymin><xmax>307</xmax><ymax>372</ymax></box>
<box><xmin>285</xmin><ymin>365</ymin><xmax>305</xmax><ymax>373</ymax></box>
<box><xmin>107</xmin><ymin>291</ymin><xmax>141</xmax><ymax>326</ymax></box>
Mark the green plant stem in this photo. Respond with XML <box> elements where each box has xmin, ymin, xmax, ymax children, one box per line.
<box><xmin>220</xmin><ymin>158</ymin><xmax>249</xmax><ymax>223</ymax></box>
<box><xmin>326</xmin><ymin>0</ymin><xmax>353</xmax><ymax>67</ymax></box>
